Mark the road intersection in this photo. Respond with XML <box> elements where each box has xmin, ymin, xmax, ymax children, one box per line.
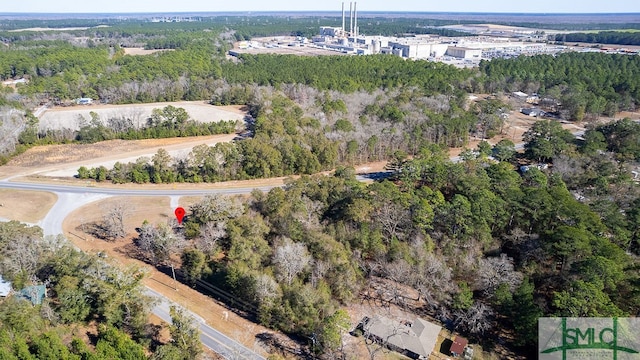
<box><xmin>0</xmin><ymin>177</ymin><xmax>269</xmax><ymax>360</ymax></box>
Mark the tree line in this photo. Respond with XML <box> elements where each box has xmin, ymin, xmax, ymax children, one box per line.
<box><xmin>3</xmin><ymin>31</ymin><xmax>640</xmax><ymax>121</ymax></box>
<box><xmin>20</xmin><ymin>105</ymin><xmax>237</xmax><ymax>147</ymax></box>
<box><xmin>477</xmin><ymin>52</ymin><xmax>640</xmax><ymax>119</ymax></box>
<box><xmin>555</xmin><ymin>31</ymin><xmax>640</xmax><ymax>46</ymax></box>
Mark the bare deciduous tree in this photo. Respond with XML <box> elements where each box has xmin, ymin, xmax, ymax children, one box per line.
<box><xmin>254</xmin><ymin>273</ymin><xmax>280</xmax><ymax>304</ymax></box>
<box><xmin>0</xmin><ymin>107</ymin><xmax>28</xmax><ymax>155</ymax></box>
<box><xmin>103</xmin><ymin>200</ymin><xmax>130</xmax><ymax>240</ymax></box>
<box><xmin>415</xmin><ymin>253</ymin><xmax>454</xmax><ymax>305</ymax></box>
<box><xmin>311</xmin><ymin>260</ymin><xmax>329</xmax><ymax>288</ymax></box>
<box><xmin>0</xmin><ymin>233</ymin><xmax>42</xmax><ymax>279</ymax></box>
<box><xmin>376</xmin><ymin>202</ymin><xmax>411</xmax><ymax>243</ymax></box>
<box><xmin>293</xmin><ymin>195</ymin><xmax>323</xmax><ymax>229</ymax></box>
<box><xmin>454</xmin><ymin>301</ymin><xmax>494</xmax><ymax>335</ymax></box>
<box><xmin>137</xmin><ymin>222</ymin><xmax>185</xmax><ymax>265</ymax></box>
<box><xmin>478</xmin><ymin>253</ymin><xmax>523</xmax><ymax>297</ymax></box>
<box><xmin>196</xmin><ymin>221</ymin><xmax>226</xmax><ymax>256</ymax></box>
<box><xmin>190</xmin><ymin>194</ymin><xmax>243</xmax><ymax>224</ymax></box>
<box><xmin>272</xmin><ymin>239</ymin><xmax>312</xmax><ymax>285</ymax></box>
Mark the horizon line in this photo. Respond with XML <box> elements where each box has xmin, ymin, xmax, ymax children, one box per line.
<box><xmin>2</xmin><ymin>11</ymin><xmax>640</xmax><ymax>15</ymax></box>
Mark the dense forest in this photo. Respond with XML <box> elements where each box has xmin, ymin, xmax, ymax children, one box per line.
<box><xmin>478</xmin><ymin>52</ymin><xmax>640</xmax><ymax>119</ymax></box>
<box><xmin>1</xmin><ymin>15</ymin><xmax>640</xmax><ymax>359</ymax></box>
<box><xmin>554</xmin><ymin>30</ymin><xmax>640</xmax><ymax>46</ymax></box>
<box><xmin>0</xmin><ymin>222</ymin><xmax>203</xmax><ymax>359</ymax></box>
<box><xmin>124</xmin><ymin>116</ymin><xmax>639</xmax><ymax>357</ymax></box>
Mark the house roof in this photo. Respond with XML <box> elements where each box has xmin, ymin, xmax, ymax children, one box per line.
<box><xmin>450</xmin><ymin>335</ymin><xmax>468</xmax><ymax>355</ymax></box>
<box><xmin>364</xmin><ymin>315</ymin><xmax>441</xmax><ymax>358</ymax></box>
<box><xmin>0</xmin><ymin>275</ymin><xmax>11</xmax><ymax>297</ymax></box>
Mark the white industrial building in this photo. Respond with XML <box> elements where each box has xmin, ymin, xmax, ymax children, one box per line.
<box><xmin>313</xmin><ymin>27</ymin><xmax>555</xmax><ymax>61</ymax></box>
<box><xmin>308</xmin><ymin>2</ymin><xmax>559</xmax><ymax>63</ymax></box>
<box><xmin>446</xmin><ymin>46</ymin><xmax>482</xmax><ymax>59</ymax></box>
<box><xmin>319</xmin><ymin>26</ymin><xmax>346</xmax><ymax>38</ymax></box>
<box><xmin>386</xmin><ymin>40</ymin><xmax>446</xmax><ymax>58</ymax></box>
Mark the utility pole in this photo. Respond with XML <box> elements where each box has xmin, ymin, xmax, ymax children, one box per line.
<box><xmin>170</xmin><ymin>263</ymin><xmax>178</xmax><ymax>291</ymax></box>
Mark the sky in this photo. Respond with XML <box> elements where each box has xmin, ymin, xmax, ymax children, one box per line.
<box><xmin>3</xmin><ymin>0</ymin><xmax>640</xmax><ymax>14</ymax></box>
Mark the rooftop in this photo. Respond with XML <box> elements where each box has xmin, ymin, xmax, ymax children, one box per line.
<box><xmin>450</xmin><ymin>335</ymin><xmax>469</xmax><ymax>356</ymax></box>
<box><xmin>0</xmin><ymin>275</ymin><xmax>11</xmax><ymax>297</ymax></box>
<box><xmin>364</xmin><ymin>315</ymin><xmax>441</xmax><ymax>358</ymax></box>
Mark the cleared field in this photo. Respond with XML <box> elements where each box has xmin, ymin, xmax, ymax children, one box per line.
<box><xmin>123</xmin><ymin>47</ymin><xmax>174</xmax><ymax>56</ymax></box>
<box><xmin>0</xmin><ymin>189</ymin><xmax>57</xmax><ymax>223</ymax></box>
<box><xmin>1</xmin><ymin>134</ymin><xmax>238</xmax><ymax>178</ymax></box>
<box><xmin>38</xmin><ymin>101</ymin><xmax>245</xmax><ymax>132</ymax></box>
<box><xmin>232</xmin><ymin>37</ymin><xmax>349</xmax><ymax>57</ymax></box>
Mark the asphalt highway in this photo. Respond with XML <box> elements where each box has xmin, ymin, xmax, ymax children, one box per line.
<box><xmin>146</xmin><ymin>288</ymin><xmax>264</xmax><ymax>360</ymax></box>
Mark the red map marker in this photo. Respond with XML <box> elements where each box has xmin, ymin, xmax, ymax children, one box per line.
<box><xmin>174</xmin><ymin>207</ymin><xmax>185</xmax><ymax>224</ymax></box>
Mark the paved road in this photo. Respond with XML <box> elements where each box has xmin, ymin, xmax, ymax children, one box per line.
<box><xmin>0</xmin><ymin>179</ymin><xmax>278</xmax><ymax>236</ymax></box>
<box><xmin>0</xmin><ymin>180</ymin><xmax>277</xmax><ymax>196</ymax></box>
<box><xmin>146</xmin><ymin>288</ymin><xmax>264</xmax><ymax>360</ymax></box>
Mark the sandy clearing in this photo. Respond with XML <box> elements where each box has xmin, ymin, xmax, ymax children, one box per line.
<box><xmin>0</xmin><ymin>166</ymin><xmax>27</xmax><ymax>180</ymax></box>
<box><xmin>42</xmin><ymin>133</ymin><xmax>238</xmax><ymax>177</ymax></box>
<box><xmin>233</xmin><ymin>37</ymin><xmax>350</xmax><ymax>57</ymax></box>
<box><xmin>3</xmin><ymin>134</ymin><xmax>237</xmax><ymax>179</ymax></box>
<box><xmin>0</xmin><ymin>189</ymin><xmax>57</xmax><ymax>223</ymax></box>
<box><xmin>123</xmin><ymin>48</ymin><xmax>174</xmax><ymax>56</ymax></box>
<box><xmin>38</xmin><ymin>101</ymin><xmax>245</xmax><ymax>132</ymax></box>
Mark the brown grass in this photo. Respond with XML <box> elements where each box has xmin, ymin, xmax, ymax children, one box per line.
<box><xmin>0</xmin><ymin>189</ymin><xmax>57</xmax><ymax>223</ymax></box>
<box><xmin>4</xmin><ymin>134</ymin><xmax>237</xmax><ymax>178</ymax></box>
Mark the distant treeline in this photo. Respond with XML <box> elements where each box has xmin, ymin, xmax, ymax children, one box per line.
<box><xmin>478</xmin><ymin>52</ymin><xmax>640</xmax><ymax>119</ymax></box>
<box><xmin>230</xmin><ymin>16</ymin><xmax>473</xmax><ymax>40</ymax></box>
<box><xmin>555</xmin><ymin>31</ymin><xmax>640</xmax><ymax>46</ymax></box>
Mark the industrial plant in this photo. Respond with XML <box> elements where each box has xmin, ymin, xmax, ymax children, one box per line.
<box><xmin>229</xmin><ymin>3</ymin><xmax>639</xmax><ymax>67</ymax></box>
<box><xmin>306</xmin><ymin>2</ymin><xmax>559</xmax><ymax>66</ymax></box>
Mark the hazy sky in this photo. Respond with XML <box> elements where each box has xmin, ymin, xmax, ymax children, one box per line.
<box><xmin>4</xmin><ymin>0</ymin><xmax>640</xmax><ymax>13</ymax></box>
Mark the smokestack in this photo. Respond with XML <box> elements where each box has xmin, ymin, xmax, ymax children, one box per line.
<box><xmin>342</xmin><ymin>2</ymin><xmax>345</xmax><ymax>33</ymax></box>
<box><xmin>354</xmin><ymin>2</ymin><xmax>357</xmax><ymax>38</ymax></box>
<box><xmin>349</xmin><ymin>2</ymin><xmax>353</xmax><ymax>36</ymax></box>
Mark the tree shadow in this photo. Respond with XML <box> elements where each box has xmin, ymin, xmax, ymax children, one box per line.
<box><xmin>115</xmin><ymin>242</ymin><xmax>150</xmax><ymax>263</ymax></box>
<box><xmin>75</xmin><ymin>221</ymin><xmax>113</xmax><ymax>241</ymax></box>
<box><xmin>255</xmin><ymin>332</ymin><xmax>312</xmax><ymax>359</ymax></box>
<box><xmin>440</xmin><ymin>338</ymin><xmax>453</xmax><ymax>356</ymax></box>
